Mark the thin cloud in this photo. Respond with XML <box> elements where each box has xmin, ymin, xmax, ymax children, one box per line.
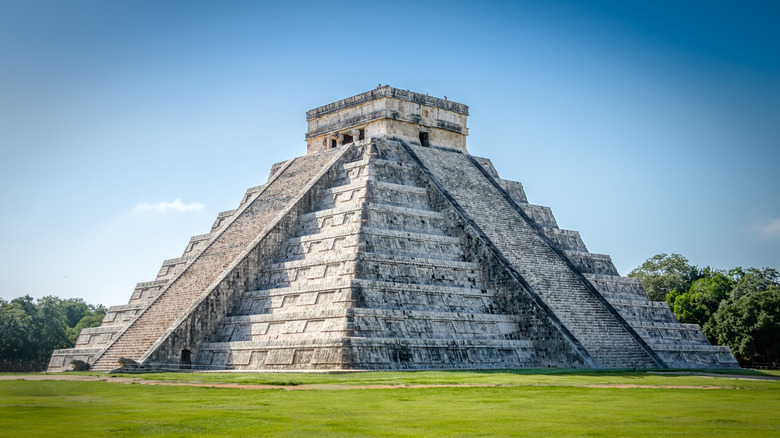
<box><xmin>134</xmin><ymin>199</ymin><xmax>205</xmax><ymax>213</ymax></box>
<box><xmin>756</xmin><ymin>217</ymin><xmax>780</xmax><ymax>240</ymax></box>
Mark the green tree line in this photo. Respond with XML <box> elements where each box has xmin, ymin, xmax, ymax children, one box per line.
<box><xmin>629</xmin><ymin>253</ymin><xmax>780</xmax><ymax>366</ymax></box>
<box><xmin>0</xmin><ymin>295</ymin><xmax>106</xmax><ymax>370</ymax></box>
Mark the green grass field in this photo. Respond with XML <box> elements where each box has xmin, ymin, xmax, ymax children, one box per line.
<box><xmin>1</xmin><ymin>369</ymin><xmax>778</xmax><ymax>437</ymax></box>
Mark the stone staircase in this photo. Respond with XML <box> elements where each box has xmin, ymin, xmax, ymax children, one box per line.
<box><xmin>89</xmin><ymin>149</ymin><xmax>342</xmax><ymax>370</ymax></box>
<box><xmin>479</xmin><ymin>151</ymin><xmax>736</xmax><ymax>368</ymax></box>
<box><xmin>408</xmin><ymin>143</ymin><xmax>660</xmax><ymax>369</ymax></box>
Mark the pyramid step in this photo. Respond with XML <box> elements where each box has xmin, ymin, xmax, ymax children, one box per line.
<box><xmin>276</xmin><ymin>229</ymin><xmax>361</xmax><ymax>264</ymax></box>
<box><xmin>495</xmin><ymin>177</ymin><xmax>528</xmax><ymax>203</ymax></box>
<box><xmin>210</xmin><ymin>209</ymin><xmax>238</xmax><ymax>232</ymax></box>
<box><xmin>312</xmin><ymin>178</ymin><xmax>432</xmax><ymax>212</ymax></box>
<box><xmin>342</xmin><ymin>157</ymin><xmax>417</xmax><ymax>172</ymax></box>
<box><xmin>585</xmin><ymin>273</ymin><xmax>647</xmax><ymax>298</ymax></box>
<box><xmin>631</xmin><ymin>322</ymin><xmax>711</xmax><ymax>343</ymax></box>
<box><xmin>539</xmin><ymin>227</ymin><xmax>588</xmax><ymax>252</ymax></box>
<box><xmin>336</xmin><ymin>158</ymin><xmax>426</xmax><ymax>188</ymax></box>
<box><xmin>362</xmin><ymin>204</ymin><xmax>451</xmax><ymax>236</ymax></box>
<box><xmin>295</xmin><ymin>204</ymin><xmax>446</xmax><ymax>235</ymax></box>
<box><xmin>198</xmin><ymin>337</ymin><xmax>535</xmax><ymax>357</ymax></box>
<box><xmin>191</xmin><ymin>337</ymin><xmax>539</xmax><ymax>371</ymax></box>
<box><xmin>294</xmin><ymin>204</ymin><xmax>365</xmax><ymax>236</ymax></box>
<box><xmin>517</xmin><ymin>204</ymin><xmax>559</xmax><ymax>228</ymax></box>
<box><xmin>73</xmin><ymin>325</ymin><xmax>122</xmax><ymax>350</ymax></box>
<box><xmin>248</xmin><ymin>278</ymin><xmax>484</xmax><ymax>296</ymax></box>
<box><xmin>319</xmin><ymin>178</ymin><xmax>427</xmax><ymax>198</ymax></box>
<box><xmin>312</xmin><ymin>180</ymin><xmax>369</xmax><ymax>210</ymax></box>
<box><xmin>363</xmin><ymin>180</ymin><xmax>432</xmax><ymax>210</ymax></box>
<box><xmin>286</xmin><ymin>225</ymin><xmax>462</xmax><ymax>249</ymax></box>
<box><xmin>294</xmin><ymin>202</ymin><xmax>451</xmax><ymax>239</ymax></box>
<box><xmin>563</xmin><ymin>250</ymin><xmax>619</xmax><ymax>276</ymax></box>
<box><xmin>100</xmin><ymin>302</ymin><xmax>146</xmax><ymax>327</ymax></box>
<box><xmin>224</xmin><ymin>306</ymin><xmax>517</xmax><ymax>323</ymax></box>
<box><xmin>278</xmin><ymin>226</ymin><xmax>465</xmax><ymax>265</ymax></box>
<box><xmin>254</xmin><ymin>252</ymin><xmax>483</xmax><ymax>291</ymax></box>
<box><xmin>235</xmin><ymin>272</ymin><xmax>497</xmax><ymax>317</ymax></box>
<box><xmin>261</xmin><ymin>252</ymin><xmax>478</xmax><ymax>276</ymax></box>
<box><xmin>608</xmin><ymin>301</ymin><xmax>678</xmax><ymax>324</ymax></box>
<box><xmin>360</xmin><ymin>227</ymin><xmax>465</xmax><ymax>261</ymax></box>
<box><xmin>128</xmin><ymin>279</ymin><xmax>169</xmax><ymax>305</ymax></box>
<box><xmin>298</xmin><ymin>202</ymin><xmax>443</xmax><ymax>223</ymax></box>
<box><xmin>155</xmin><ymin>256</ymin><xmax>195</xmax><ymax>281</ymax></box>
<box><xmin>357</xmin><ymin>252</ymin><xmax>482</xmax><ymax>286</ymax></box>
<box><xmin>181</xmin><ymin>232</ymin><xmax>215</xmax><ymax>257</ymax></box>
<box><xmin>238</xmin><ymin>279</ymin><xmax>492</xmax><ymax>314</ymax></box>
<box><xmin>215</xmin><ymin>320</ymin><xmax>528</xmax><ymax>343</ymax></box>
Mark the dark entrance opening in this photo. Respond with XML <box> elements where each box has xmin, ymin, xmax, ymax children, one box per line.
<box><xmin>419</xmin><ymin>131</ymin><xmax>430</xmax><ymax>147</ymax></box>
<box><xmin>342</xmin><ymin>134</ymin><xmax>353</xmax><ymax>145</ymax></box>
<box><xmin>358</xmin><ymin>128</ymin><xmax>365</xmax><ymax>141</ymax></box>
<box><xmin>331</xmin><ymin>139</ymin><xmax>337</xmax><ymax>148</ymax></box>
<box><xmin>180</xmin><ymin>349</ymin><xmax>192</xmax><ymax>369</ymax></box>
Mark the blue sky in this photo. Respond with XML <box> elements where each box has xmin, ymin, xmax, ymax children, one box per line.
<box><xmin>1</xmin><ymin>0</ymin><xmax>778</xmax><ymax>306</ymax></box>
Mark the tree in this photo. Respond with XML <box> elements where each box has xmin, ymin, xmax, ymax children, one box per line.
<box><xmin>34</xmin><ymin>295</ymin><xmax>71</xmax><ymax>355</ymax></box>
<box><xmin>629</xmin><ymin>254</ymin><xmax>780</xmax><ymax>366</ymax></box>
<box><xmin>666</xmin><ymin>272</ymin><xmax>734</xmax><ymax>326</ymax></box>
<box><xmin>0</xmin><ymin>299</ymin><xmax>32</xmax><ymax>359</ymax></box>
<box><xmin>728</xmin><ymin>267</ymin><xmax>780</xmax><ymax>300</ymax></box>
<box><xmin>67</xmin><ymin>310</ymin><xmax>107</xmax><ymax>345</ymax></box>
<box><xmin>704</xmin><ymin>289</ymin><xmax>780</xmax><ymax>364</ymax></box>
<box><xmin>0</xmin><ymin>295</ymin><xmax>106</xmax><ymax>366</ymax></box>
<box><xmin>628</xmin><ymin>253</ymin><xmax>702</xmax><ymax>301</ymax></box>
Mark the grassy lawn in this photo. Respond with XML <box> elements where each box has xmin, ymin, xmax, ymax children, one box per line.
<box><xmin>1</xmin><ymin>369</ymin><xmax>778</xmax><ymax>437</ymax></box>
<box><xmin>109</xmin><ymin>367</ymin><xmax>780</xmax><ymax>388</ymax></box>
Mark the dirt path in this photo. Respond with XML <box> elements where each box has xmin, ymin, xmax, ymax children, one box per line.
<box><xmin>585</xmin><ymin>384</ymin><xmax>724</xmax><ymax>389</ymax></box>
<box><xmin>647</xmin><ymin>371</ymin><xmax>780</xmax><ymax>381</ymax></box>
<box><xmin>0</xmin><ymin>375</ymin><xmax>510</xmax><ymax>390</ymax></box>
<box><xmin>0</xmin><ymin>373</ymin><xmax>758</xmax><ymax>390</ymax></box>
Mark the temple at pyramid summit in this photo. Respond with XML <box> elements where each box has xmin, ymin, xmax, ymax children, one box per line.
<box><xmin>48</xmin><ymin>86</ymin><xmax>739</xmax><ymax>371</ymax></box>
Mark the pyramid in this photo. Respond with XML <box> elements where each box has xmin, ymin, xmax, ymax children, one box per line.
<box><xmin>48</xmin><ymin>86</ymin><xmax>738</xmax><ymax>371</ymax></box>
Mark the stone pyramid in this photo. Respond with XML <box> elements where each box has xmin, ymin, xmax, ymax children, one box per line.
<box><xmin>49</xmin><ymin>86</ymin><xmax>738</xmax><ymax>371</ymax></box>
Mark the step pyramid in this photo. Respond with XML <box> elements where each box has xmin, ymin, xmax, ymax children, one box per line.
<box><xmin>48</xmin><ymin>86</ymin><xmax>738</xmax><ymax>371</ymax></box>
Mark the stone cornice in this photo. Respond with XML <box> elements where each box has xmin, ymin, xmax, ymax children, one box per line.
<box><xmin>306</xmin><ymin>86</ymin><xmax>469</xmax><ymax>120</ymax></box>
<box><xmin>305</xmin><ymin>108</ymin><xmax>468</xmax><ymax>139</ymax></box>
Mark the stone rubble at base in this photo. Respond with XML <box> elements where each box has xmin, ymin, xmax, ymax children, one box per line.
<box><xmin>48</xmin><ymin>86</ymin><xmax>738</xmax><ymax>372</ymax></box>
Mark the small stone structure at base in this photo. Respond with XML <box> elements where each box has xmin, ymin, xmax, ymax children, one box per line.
<box><xmin>49</xmin><ymin>86</ymin><xmax>739</xmax><ymax>372</ymax></box>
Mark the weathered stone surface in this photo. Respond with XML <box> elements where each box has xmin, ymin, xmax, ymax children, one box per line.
<box><xmin>306</xmin><ymin>85</ymin><xmax>469</xmax><ymax>154</ymax></box>
<box><xmin>48</xmin><ymin>87</ymin><xmax>738</xmax><ymax>372</ymax></box>
<box><xmin>68</xmin><ymin>359</ymin><xmax>90</xmax><ymax>371</ymax></box>
<box><xmin>117</xmin><ymin>357</ymin><xmax>139</xmax><ymax>367</ymax></box>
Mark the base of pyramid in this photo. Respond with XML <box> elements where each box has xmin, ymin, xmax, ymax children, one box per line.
<box><xmin>141</xmin><ymin>337</ymin><xmax>586</xmax><ymax>371</ymax></box>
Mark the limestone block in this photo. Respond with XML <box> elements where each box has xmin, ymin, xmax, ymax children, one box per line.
<box><xmin>497</xmin><ymin>179</ymin><xmax>528</xmax><ymax>204</ymax></box>
<box><xmin>211</xmin><ymin>209</ymin><xmax>237</xmax><ymax>232</ymax></box>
